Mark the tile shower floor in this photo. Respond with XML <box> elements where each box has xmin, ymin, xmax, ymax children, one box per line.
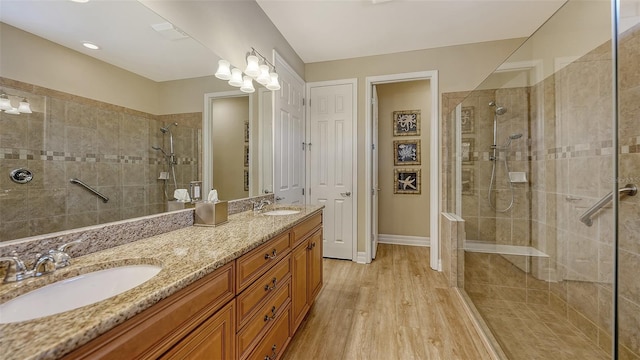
<box><xmin>472</xmin><ymin>298</ymin><xmax>609</xmax><ymax>360</ymax></box>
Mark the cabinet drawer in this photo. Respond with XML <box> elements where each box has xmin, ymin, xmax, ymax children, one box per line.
<box><xmin>292</xmin><ymin>213</ymin><xmax>322</xmax><ymax>247</ymax></box>
<box><xmin>237</xmin><ymin>279</ymin><xmax>291</xmax><ymax>360</ymax></box>
<box><xmin>237</xmin><ymin>231</ymin><xmax>291</xmax><ymax>293</ymax></box>
<box><xmin>247</xmin><ymin>304</ymin><xmax>291</xmax><ymax>360</ymax></box>
<box><xmin>237</xmin><ymin>256</ymin><xmax>290</xmax><ymax>329</ymax></box>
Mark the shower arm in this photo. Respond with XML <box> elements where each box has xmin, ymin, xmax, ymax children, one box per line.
<box><xmin>579</xmin><ymin>184</ymin><xmax>637</xmax><ymax>226</ymax></box>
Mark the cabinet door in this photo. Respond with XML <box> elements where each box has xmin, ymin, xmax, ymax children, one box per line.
<box><xmin>290</xmin><ymin>241</ymin><xmax>309</xmax><ymax>335</ymax></box>
<box><xmin>308</xmin><ymin>229</ymin><xmax>323</xmax><ymax>303</ymax></box>
<box><xmin>160</xmin><ymin>301</ymin><xmax>235</xmax><ymax>360</ymax></box>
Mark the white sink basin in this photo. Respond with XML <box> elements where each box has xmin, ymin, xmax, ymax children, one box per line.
<box><xmin>0</xmin><ymin>264</ymin><xmax>162</xmax><ymax>324</ymax></box>
<box><xmin>263</xmin><ymin>209</ymin><xmax>300</xmax><ymax>216</ymax></box>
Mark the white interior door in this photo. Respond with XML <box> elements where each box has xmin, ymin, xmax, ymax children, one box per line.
<box><xmin>309</xmin><ymin>83</ymin><xmax>354</xmax><ymax>260</ymax></box>
<box><xmin>274</xmin><ymin>52</ymin><xmax>305</xmax><ymax>204</ymax></box>
<box><xmin>372</xmin><ymin>85</ymin><xmax>379</xmax><ymax>259</ymax></box>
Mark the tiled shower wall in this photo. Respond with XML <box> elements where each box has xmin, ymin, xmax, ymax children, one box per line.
<box><xmin>0</xmin><ymin>78</ymin><xmax>201</xmax><ymax>243</ymax></box>
<box><xmin>443</xmin><ymin>22</ymin><xmax>640</xmax><ymax>359</ymax></box>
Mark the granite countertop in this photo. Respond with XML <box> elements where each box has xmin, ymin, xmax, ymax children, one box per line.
<box><xmin>0</xmin><ymin>205</ymin><xmax>323</xmax><ymax>360</ymax></box>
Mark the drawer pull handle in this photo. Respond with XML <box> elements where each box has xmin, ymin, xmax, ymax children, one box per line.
<box><xmin>307</xmin><ymin>242</ymin><xmax>316</xmax><ymax>250</ymax></box>
<box><xmin>264</xmin><ymin>277</ymin><xmax>277</xmax><ymax>291</ymax></box>
<box><xmin>264</xmin><ymin>344</ymin><xmax>277</xmax><ymax>360</ymax></box>
<box><xmin>264</xmin><ymin>249</ymin><xmax>277</xmax><ymax>260</ymax></box>
<box><xmin>264</xmin><ymin>306</ymin><xmax>277</xmax><ymax>322</ymax></box>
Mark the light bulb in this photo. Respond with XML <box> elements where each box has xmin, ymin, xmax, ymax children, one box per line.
<box><xmin>18</xmin><ymin>98</ymin><xmax>32</xmax><ymax>114</ymax></box>
<box><xmin>257</xmin><ymin>65</ymin><xmax>271</xmax><ymax>85</ymax></box>
<box><xmin>240</xmin><ymin>76</ymin><xmax>255</xmax><ymax>93</ymax></box>
<box><xmin>0</xmin><ymin>94</ymin><xmax>11</xmax><ymax>111</ymax></box>
<box><xmin>266</xmin><ymin>72</ymin><xmax>281</xmax><ymax>91</ymax></box>
<box><xmin>228</xmin><ymin>68</ymin><xmax>243</xmax><ymax>87</ymax></box>
<box><xmin>244</xmin><ymin>55</ymin><xmax>260</xmax><ymax>77</ymax></box>
<box><xmin>214</xmin><ymin>59</ymin><xmax>232</xmax><ymax>80</ymax></box>
<box><xmin>4</xmin><ymin>107</ymin><xmax>20</xmax><ymax>115</ymax></box>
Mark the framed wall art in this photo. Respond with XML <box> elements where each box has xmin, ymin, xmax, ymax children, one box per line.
<box><xmin>394</xmin><ymin>139</ymin><xmax>421</xmax><ymax>166</ymax></box>
<box><xmin>461</xmin><ymin>138</ymin><xmax>474</xmax><ymax>164</ymax></box>
<box><xmin>461</xmin><ymin>106</ymin><xmax>475</xmax><ymax>134</ymax></box>
<box><xmin>244</xmin><ymin>121</ymin><xmax>250</xmax><ymax>142</ymax></box>
<box><xmin>244</xmin><ymin>169</ymin><xmax>249</xmax><ymax>191</ymax></box>
<box><xmin>393</xmin><ymin>110</ymin><xmax>421</xmax><ymax>136</ymax></box>
<box><xmin>244</xmin><ymin>145</ymin><xmax>249</xmax><ymax>167</ymax></box>
<box><xmin>394</xmin><ymin>168</ymin><xmax>421</xmax><ymax>194</ymax></box>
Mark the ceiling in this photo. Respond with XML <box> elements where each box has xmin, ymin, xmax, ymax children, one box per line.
<box><xmin>0</xmin><ymin>0</ymin><xmax>219</xmax><ymax>82</ymax></box>
<box><xmin>0</xmin><ymin>0</ymin><xmax>567</xmax><ymax>81</ymax></box>
<box><xmin>256</xmin><ymin>0</ymin><xmax>566</xmax><ymax>63</ymax></box>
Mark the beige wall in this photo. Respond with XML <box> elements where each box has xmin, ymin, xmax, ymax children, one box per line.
<box><xmin>377</xmin><ymin>81</ymin><xmax>430</xmax><ymax>237</ymax></box>
<box><xmin>211</xmin><ymin>96</ymin><xmax>250</xmax><ymax>201</ymax></box>
<box><xmin>305</xmin><ymin>38</ymin><xmax>525</xmax><ymax>252</ymax></box>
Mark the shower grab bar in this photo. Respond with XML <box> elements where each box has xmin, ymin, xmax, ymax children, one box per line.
<box><xmin>70</xmin><ymin>178</ymin><xmax>109</xmax><ymax>203</ymax></box>
<box><xmin>579</xmin><ymin>183</ymin><xmax>636</xmax><ymax>226</ymax></box>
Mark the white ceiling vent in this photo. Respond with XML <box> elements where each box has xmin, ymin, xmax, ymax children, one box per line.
<box><xmin>151</xmin><ymin>22</ymin><xmax>189</xmax><ymax>41</ymax></box>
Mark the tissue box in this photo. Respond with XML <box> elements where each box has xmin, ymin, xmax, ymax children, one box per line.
<box><xmin>194</xmin><ymin>200</ymin><xmax>228</xmax><ymax>227</ymax></box>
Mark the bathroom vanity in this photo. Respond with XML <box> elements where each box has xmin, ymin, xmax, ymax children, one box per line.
<box><xmin>0</xmin><ymin>205</ymin><xmax>323</xmax><ymax>360</ymax></box>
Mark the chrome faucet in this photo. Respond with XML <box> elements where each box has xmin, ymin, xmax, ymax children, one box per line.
<box><xmin>0</xmin><ymin>253</ymin><xmax>28</xmax><ymax>282</ymax></box>
<box><xmin>32</xmin><ymin>253</ymin><xmax>56</xmax><ymax>277</ymax></box>
<box><xmin>0</xmin><ymin>240</ymin><xmax>80</xmax><ymax>283</ymax></box>
<box><xmin>48</xmin><ymin>240</ymin><xmax>80</xmax><ymax>269</ymax></box>
<box><xmin>252</xmin><ymin>199</ymin><xmax>272</xmax><ymax>212</ymax></box>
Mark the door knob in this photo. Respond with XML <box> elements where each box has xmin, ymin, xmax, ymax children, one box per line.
<box><xmin>275</xmin><ymin>196</ymin><xmax>284</xmax><ymax>201</ymax></box>
<box><xmin>340</xmin><ymin>192</ymin><xmax>351</xmax><ymax>197</ymax></box>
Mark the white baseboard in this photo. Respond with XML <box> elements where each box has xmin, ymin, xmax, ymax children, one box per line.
<box><xmin>378</xmin><ymin>234</ymin><xmax>430</xmax><ymax>247</ymax></box>
<box><xmin>355</xmin><ymin>252</ymin><xmax>367</xmax><ymax>264</ymax></box>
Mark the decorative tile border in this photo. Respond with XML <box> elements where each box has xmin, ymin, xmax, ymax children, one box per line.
<box><xmin>0</xmin><ymin>148</ymin><xmax>198</xmax><ymax>165</ymax></box>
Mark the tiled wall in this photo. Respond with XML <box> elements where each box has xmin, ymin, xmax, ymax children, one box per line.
<box><xmin>444</xmin><ymin>21</ymin><xmax>640</xmax><ymax>359</ymax></box>
<box><xmin>0</xmin><ymin>77</ymin><xmax>201</xmax><ymax>243</ymax></box>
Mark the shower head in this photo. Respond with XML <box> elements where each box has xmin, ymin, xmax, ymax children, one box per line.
<box><xmin>489</xmin><ymin>101</ymin><xmax>507</xmax><ymax>115</ymax></box>
<box><xmin>160</xmin><ymin>122</ymin><xmax>178</xmax><ymax>134</ymax></box>
<box><xmin>503</xmin><ymin>133</ymin><xmax>523</xmax><ymax>147</ymax></box>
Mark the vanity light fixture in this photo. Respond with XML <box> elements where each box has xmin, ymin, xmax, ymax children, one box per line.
<box><xmin>228</xmin><ymin>68</ymin><xmax>244</xmax><ymax>87</ymax></box>
<box><xmin>0</xmin><ymin>92</ymin><xmax>32</xmax><ymax>115</ymax></box>
<box><xmin>256</xmin><ymin>64</ymin><xmax>271</xmax><ymax>86</ymax></box>
<box><xmin>214</xmin><ymin>47</ymin><xmax>281</xmax><ymax>91</ymax></box>
<box><xmin>214</xmin><ymin>59</ymin><xmax>232</xmax><ymax>80</ymax></box>
<box><xmin>244</xmin><ymin>55</ymin><xmax>261</xmax><ymax>77</ymax></box>
<box><xmin>240</xmin><ymin>76</ymin><xmax>256</xmax><ymax>93</ymax></box>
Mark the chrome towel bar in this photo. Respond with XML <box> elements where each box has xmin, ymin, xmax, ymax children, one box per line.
<box><xmin>70</xmin><ymin>178</ymin><xmax>109</xmax><ymax>203</ymax></box>
<box><xmin>579</xmin><ymin>184</ymin><xmax>636</xmax><ymax>226</ymax></box>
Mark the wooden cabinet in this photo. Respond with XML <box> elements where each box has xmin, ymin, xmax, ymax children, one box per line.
<box><xmin>160</xmin><ymin>301</ymin><xmax>235</xmax><ymax>360</ymax></box>
<box><xmin>63</xmin><ymin>211</ymin><xmax>322</xmax><ymax>360</ymax></box>
<box><xmin>64</xmin><ymin>263</ymin><xmax>235</xmax><ymax>360</ymax></box>
<box><xmin>290</xmin><ymin>215</ymin><xmax>323</xmax><ymax>335</ymax></box>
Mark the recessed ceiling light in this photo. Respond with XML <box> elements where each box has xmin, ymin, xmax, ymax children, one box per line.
<box><xmin>82</xmin><ymin>42</ymin><xmax>100</xmax><ymax>50</ymax></box>
<box><xmin>70</xmin><ymin>0</ymin><xmax>90</xmax><ymax>3</ymax></box>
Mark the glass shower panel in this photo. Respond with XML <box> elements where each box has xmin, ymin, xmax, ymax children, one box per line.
<box><xmin>616</xmin><ymin>1</ymin><xmax>640</xmax><ymax>358</ymax></box>
<box><xmin>453</xmin><ymin>0</ymin><xmax>617</xmax><ymax>358</ymax></box>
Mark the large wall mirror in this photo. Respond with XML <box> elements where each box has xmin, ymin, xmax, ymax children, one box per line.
<box><xmin>0</xmin><ymin>0</ymin><xmax>274</xmax><ymax>243</ymax></box>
